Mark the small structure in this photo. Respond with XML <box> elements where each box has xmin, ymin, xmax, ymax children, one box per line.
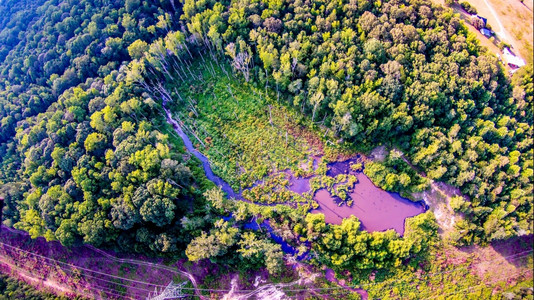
<box><xmin>472</xmin><ymin>14</ymin><xmax>488</xmax><ymax>26</ymax></box>
<box><xmin>480</xmin><ymin>28</ymin><xmax>492</xmax><ymax>38</ymax></box>
<box><xmin>502</xmin><ymin>48</ymin><xmax>526</xmax><ymax>73</ymax></box>
<box><xmin>147</xmin><ymin>281</ymin><xmax>189</xmax><ymax>300</ymax></box>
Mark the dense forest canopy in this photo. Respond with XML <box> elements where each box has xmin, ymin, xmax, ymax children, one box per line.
<box><xmin>177</xmin><ymin>0</ymin><xmax>533</xmax><ymax>245</ymax></box>
<box><xmin>0</xmin><ymin>0</ymin><xmax>531</xmax><ymax>293</ymax></box>
<box><xmin>0</xmin><ymin>0</ymin><xmax>175</xmax><ymax>145</ymax></box>
<box><xmin>0</xmin><ymin>0</ymin><xmax>207</xmax><ymax>254</ymax></box>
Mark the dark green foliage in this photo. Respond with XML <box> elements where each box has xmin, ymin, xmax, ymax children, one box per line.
<box><xmin>0</xmin><ymin>0</ymin><xmax>211</xmax><ymax>255</ymax></box>
<box><xmin>364</xmin><ymin>150</ymin><xmax>430</xmax><ymax>198</ymax></box>
<box><xmin>180</xmin><ymin>0</ymin><xmax>533</xmax><ymax>245</ymax></box>
<box><xmin>0</xmin><ymin>0</ymin><xmax>173</xmax><ymax>147</ymax></box>
<box><xmin>460</xmin><ymin>2</ymin><xmax>478</xmax><ymax>14</ymax></box>
<box><xmin>9</xmin><ymin>77</ymin><xmax>205</xmax><ymax>252</ymax></box>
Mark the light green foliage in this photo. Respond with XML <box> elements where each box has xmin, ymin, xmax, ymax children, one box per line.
<box><xmin>309</xmin><ymin>212</ymin><xmax>437</xmax><ymax>274</ymax></box>
<box><xmin>450</xmin><ymin>195</ymin><xmax>471</xmax><ymax>213</ymax></box>
<box><xmin>0</xmin><ymin>0</ymin><xmax>205</xmax><ymax>255</ymax></box>
<box><xmin>0</xmin><ymin>1</ymin><xmax>531</xmax><ymax>297</ymax></box>
<box><xmin>169</xmin><ymin>61</ymin><xmax>338</xmax><ymax>192</ymax></box>
<box><xmin>238</xmin><ymin>232</ymin><xmax>284</xmax><ymax>275</ymax></box>
<box><xmin>310</xmin><ymin>174</ymin><xmax>358</xmax><ymax>204</ymax></box>
<box><xmin>186</xmin><ymin>220</ymin><xmax>240</xmax><ymax>261</ymax></box>
<box><xmin>128</xmin><ymin>39</ymin><xmax>149</xmax><ymax>60</ymax></box>
<box><xmin>242</xmin><ymin>173</ymin><xmax>310</xmax><ymax>204</ymax></box>
<box><xmin>84</xmin><ymin>132</ymin><xmax>107</xmax><ymax>152</ymax></box>
<box><xmin>180</xmin><ymin>0</ymin><xmax>533</xmax><ymax>245</ymax></box>
<box><xmin>364</xmin><ymin>150</ymin><xmax>430</xmax><ymax>199</ymax></box>
<box><xmin>168</xmin><ymin>59</ymin><xmax>345</xmax><ymax>207</ymax></box>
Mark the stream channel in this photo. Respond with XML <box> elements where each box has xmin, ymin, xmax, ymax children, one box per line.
<box><xmin>164</xmin><ymin>106</ymin><xmax>426</xmax><ymax>240</ymax></box>
<box><xmin>163</xmin><ymin>101</ymin><xmax>428</xmax><ymax>299</ymax></box>
<box><xmin>164</xmin><ymin>105</ymin><xmax>426</xmax><ymax>297</ymax></box>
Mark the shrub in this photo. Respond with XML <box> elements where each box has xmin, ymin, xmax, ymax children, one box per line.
<box><xmin>471</xmin><ymin>17</ymin><xmax>485</xmax><ymax>29</ymax></box>
<box><xmin>460</xmin><ymin>2</ymin><xmax>478</xmax><ymax>14</ymax></box>
<box><xmin>499</xmin><ymin>41</ymin><xmax>512</xmax><ymax>50</ymax></box>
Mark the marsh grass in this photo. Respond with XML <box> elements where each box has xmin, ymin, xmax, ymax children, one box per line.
<box><xmin>167</xmin><ymin>59</ymin><xmax>348</xmax><ymax>204</ymax></box>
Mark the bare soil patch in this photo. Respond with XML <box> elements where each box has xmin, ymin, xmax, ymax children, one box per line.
<box><xmin>445</xmin><ymin>235</ymin><xmax>533</xmax><ymax>287</ymax></box>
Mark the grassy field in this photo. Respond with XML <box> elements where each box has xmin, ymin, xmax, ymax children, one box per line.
<box><xmin>469</xmin><ymin>0</ymin><xmax>533</xmax><ymax>63</ymax></box>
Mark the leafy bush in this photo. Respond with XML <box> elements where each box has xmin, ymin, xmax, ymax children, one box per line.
<box><xmin>461</xmin><ymin>1</ymin><xmax>478</xmax><ymax>14</ymax></box>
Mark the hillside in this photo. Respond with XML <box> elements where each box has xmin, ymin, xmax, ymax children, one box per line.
<box><xmin>0</xmin><ymin>0</ymin><xmax>532</xmax><ymax>298</ymax></box>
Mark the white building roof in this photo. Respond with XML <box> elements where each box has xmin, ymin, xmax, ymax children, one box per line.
<box><xmin>502</xmin><ymin>48</ymin><xmax>526</xmax><ymax>69</ymax></box>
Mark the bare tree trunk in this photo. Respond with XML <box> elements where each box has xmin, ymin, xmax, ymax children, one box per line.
<box><xmin>227</xmin><ymin>84</ymin><xmax>238</xmax><ymax>104</ymax></box>
<box><xmin>268</xmin><ymin>105</ymin><xmax>274</xmax><ymax>127</ymax></box>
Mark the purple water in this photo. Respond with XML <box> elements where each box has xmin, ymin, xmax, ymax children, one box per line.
<box><xmin>287</xmin><ymin>177</ymin><xmax>310</xmax><ymax>194</ymax></box>
<box><xmin>225</xmin><ymin>215</ymin><xmax>309</xmax><ymax>260</ymax></box>
<box><xmin>164</xmin><ymin>107</ymin><xmax>240</xmax><ymax>199</ymax></box>
<box><xmin>164</xmin><ymin>104</ymin><xmax>423</xmax><ymax>299</ymax></box>
<box><xmin>311</xmin><ymin>172</ymin><xmax>425</xmax><ymax>236</ymax></box>
<box><xmin>165</xmin><ymin>107</ymin><xmax>310</xmax><ymax>258</ymax></box>
<box><xmin>165</xmin><ymin>105</ymin><xmax>424</xmax><ymax>238</ymax></box>
<box><xmin>259</xmin><ymin>220</ymin><xmax>309</xmax><ymax>260</ymax></box>
<box><xmin>312</xmin><ymin>157</ymin><xmax>319</xmax><ymax>170</ymax></box>
<box><xmin>326</xmin><ymin>157</ymin><xmax>359</xmax><ymax>177</ymax></box>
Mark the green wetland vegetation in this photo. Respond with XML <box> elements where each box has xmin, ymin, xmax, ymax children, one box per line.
<box><xmin>0</xmin><ymin>0</ymin><xmax>532</xmax><ymax>298</ymax></box>
<box><xmin>168</xmin><ymin>60</ymin><xmax>340</xmax><ymax>204</ymax></box>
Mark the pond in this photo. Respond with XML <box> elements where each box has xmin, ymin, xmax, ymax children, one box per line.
<box><xmin>165</xmin><ymin>108</ymin><xmax>426</xmax><ymax>237</ymax></box>
<box><xmin>284</xmin><ymin>158</ymin><xmax>426</xmax><ymax>236</ymax></box>
<box><xmin>311</xmin><ymin>172</ymin><xmax>426</xmax><ymax>235</ymax></box>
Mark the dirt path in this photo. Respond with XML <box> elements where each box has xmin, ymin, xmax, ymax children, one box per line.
<box><xmin>0</xmin><ymin>226</ymin><xmax>204</xmax><ymax>299</ymax></box>
<box><xmin>432</xmin><ymin>0</ymin><xmax>533</xmax><ymax>64</ymax></box>
<box><xmin>1</xmin><ymin>225</ymin><xmax>334</xmax><ymax>299</ymax></box>
<box><xmin>84</xmin><ymin>244</ymin><xmax>206</xmax><ymax>300</ymax></box>
<box><xmin>478</xmin><ymin>0</ymin><xmax>533</xmax><ymax>63</ymax></box>
<box><xmin>404</xmin><ymin>163</ymin><xmax>460</xmax><ymax>235</ymax></box>
<box><xmin>442</xmin><ymin>235</ymin><xmax>534</xmax><ymax>291</ymax></box>
<box><xmin>0</xmin><ymin>258</ymin><xmax>85</xmax><ymax>298</ymax></box>
<box><xmin>482</xmin><ymin>0</ymin><xmax>507</xmax><ymax>39</ymax></box>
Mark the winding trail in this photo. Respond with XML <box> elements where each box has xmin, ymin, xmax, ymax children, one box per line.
<box><xmin>397</xmin><ymin>151</ymin><xmax>460</xmax><ymax>202</ymax></box>
<box><xmin>0</xmin><ymin>258</ymin><xmax>82</xmax><ymax>297</ymax></box>
<box><xmin>482</xmin><ymin>0</ymin><xmax>507</xmax><ymax>39</ymax></box>
<box><xmin>0</xmin><ymin>226</ymin><xmax>202</xmax><ymax>299</ymax></box>
<box><xmin>1</xmin><ymin>225</ymin><xmax>324</xmax><ymax>299</ymax></box>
